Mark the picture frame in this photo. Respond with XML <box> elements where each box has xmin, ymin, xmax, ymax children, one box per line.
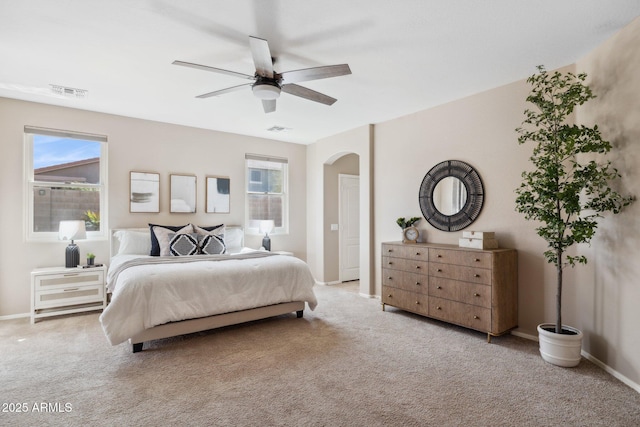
<box><xmin>129</xmin><ymin>171</ymin><xmax>160</xmax><ymax>213</ymax></box>
<box><xmin>206</xmin><ymin>176</ymin><xmax>230</xmax><ymax>213</ymax></box>
<box><xmin>170</xmin><ymin>174</ymin><xmax>197</xmax><ymax>213</ymax></box>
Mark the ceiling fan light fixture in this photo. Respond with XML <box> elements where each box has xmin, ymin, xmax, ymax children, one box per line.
<box><xmin>252</xmin><ymin>83</ymin><xmax>281</xmax><ymax>100</ymax></box>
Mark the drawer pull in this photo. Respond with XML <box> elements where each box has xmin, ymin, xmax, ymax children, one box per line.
<box><xmin>388</xmin><ymin>277</ymin><xmax>392</xmax><ymax>280</ymax></box>
<box><xmin>436</xmin><ymin>286</ymin><xmax>442</xmax><ymax>289</ymax></box>
<box><xmin>474</xmin><ymin>258</ymin><xmax>480</xmax><ymax>262</ymax></box>
<box><xmin>474</xmin><ymin>293</ymin><xmax>480</xmax><ymax>297</ymax></box>
<box><xmin>437</xmin><ymin>269</ymin><xmax>442</xmax><ymax>272</ymax></box>
<box><xmin>437</xmin><ymin>254</ymin><xmax>442</xmax><ymax>258</ymax></box>
<box><xmin>415</xmin><ymin>301</ymin><xmax>420</xmax><ymax>305</ymax></box>
<box><xmin>387</xmin><ymin>294</ymin><xmax>392</xmax><ymax>298</ymax></box>
<box><xmin>415</xmin><ymin>252</ymin><xmax>421</xmax><ymax>256</ymax></box>
<box><xmin>388</xmin><ymin>249</ymin><xmax>393</xmax><ymax>253</ymax></box>
<box><xmin>63</xmin><ymin>288</ymin><xmax>80</xmax><ymax>292</ymax></box>
<box><xmin>474</xmin><ymin>274</ymin><xmax>480</xmax><ymax>278</ymax></box>
<box><xmin>474</xmin><ymin>315</ymin><xmax>479</xmax><ymax>319</ymax></box>
<box><xmin>388</xmin><ymin>261</ymin><xmax>393</xmax><ymax>265</ymax></box>
<box><xmin>415</xmin><ymin>282</ymin><xmax>421</xmax><ymax>286</ymax></box>
<box><xmin>416</xmin><ymin>266</ymin><xmax>421</xmax><ymax>270</ymax></box>
<box><xmin>63</xmin><ymin>273</ymin><xmax>80</xmax><ymax>277</ymax></box>
<box><xmin>436</xmin><ymin>306</ymin><xmax>441</xmax><ymax>310</ymax></box>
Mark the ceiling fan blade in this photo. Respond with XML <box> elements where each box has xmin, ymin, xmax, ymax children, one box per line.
<box><xmin>280</xmin><ymin>64</ymin><xmax>351</xmax><ymax>84</ymax></box>
<box><xmin>249</xmin><ymin>36</ymin><xmax>274</xmax><ymax>78</ymax></box>
<box><xmin>262</xmin><ymin>99</ymin><xmax>276</xmax><ymax>113</ymax></box>
<box><xmin>173</xmin><ymin>60</ymin><xmax>255</xmax><ymax>81</ymax></box>
<box><xmin>196</xmin><ymin>83</ymin><xmax>252</xmax><ymax>99</ymax></box>
<box><xmin>281</xmin><ymin>84</ymin><xmax>337</xmax><ymax>106</ymax></box>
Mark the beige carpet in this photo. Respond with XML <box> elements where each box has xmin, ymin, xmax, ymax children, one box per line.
<box><xmin>1</xmin><ymin>283</ymin><xmax>639</xmax><ymax>427</ymax></box>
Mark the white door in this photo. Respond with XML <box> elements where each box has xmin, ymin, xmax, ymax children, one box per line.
<box><xmin>339</xmin><ymin>174</ymin><xmax>360</xmax><ymax>282</ymax></box>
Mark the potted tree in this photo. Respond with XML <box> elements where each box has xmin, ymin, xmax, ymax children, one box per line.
<box><xmin>515</xmin><ymin>66</ymin><xmax>634</xmax><ymax>367</ymax></box>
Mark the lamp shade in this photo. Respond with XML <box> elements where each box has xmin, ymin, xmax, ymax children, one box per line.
<box><xmin>259</xmin><ymin>220</ymin><xmax>275</xmax><ymax>235</ymax></box>
<box><xmin>58</xmin><ymin>220</ymin><xmax>87</xmax><ymax>241</ymax></box>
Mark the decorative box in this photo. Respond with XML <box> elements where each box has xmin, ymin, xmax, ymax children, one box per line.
<box><xmin>458</xmin><ymin>238</ymin><xmax>499</xmax><ymax>249</ymax></box>
<box><xmin>462</xmin><ymin>231</ymin><xmax>495</xmax><ymax>240</ymax></box>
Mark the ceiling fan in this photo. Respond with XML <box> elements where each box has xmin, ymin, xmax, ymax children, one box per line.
<box><xmin>173</xmin><ymin>36</ymin><xmax>351</xmax><ymax>113</ymax></box>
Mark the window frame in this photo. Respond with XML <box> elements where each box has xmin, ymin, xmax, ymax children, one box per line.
<box><xmin>24</xmin><ymin>126</ymin><xmax>108</xmax><ymax>242</ymax></box>
<box><xmin>244</xmin><ymin>153</ymin><xmax>289</xmax><ymax>236</ymax></box>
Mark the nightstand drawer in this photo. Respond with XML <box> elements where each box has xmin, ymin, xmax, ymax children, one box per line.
<box><xmin>34</xmin><ymin>270</ymin><xmax>104</xmax><ymax>292</ymax></box>
<box><xmin>34</xmin><ymin>284</ymin><xmax>105</xmax><ymax>310</ymax></box>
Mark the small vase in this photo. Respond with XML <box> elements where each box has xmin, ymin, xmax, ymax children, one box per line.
<box><xmin>87</xmin><ymin>258</ymin><xmax>95</xmax><ymax>266</ymax></box>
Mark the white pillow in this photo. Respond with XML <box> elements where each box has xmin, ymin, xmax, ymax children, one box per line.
<box><xmin>115</xmin><ymin>230</ymin><xmax>151</xmax><ymax>255</ymax></box>
<box><xmin>224</xmin><ymin>227</ymin><xmax>244</xmax><ymax>253</ymax></box>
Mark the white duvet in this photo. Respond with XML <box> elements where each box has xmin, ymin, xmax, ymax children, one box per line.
<box><xmin>99</xmin><ymin>252</ymin><xmax>318</xmax><ymax>346</ymax></box>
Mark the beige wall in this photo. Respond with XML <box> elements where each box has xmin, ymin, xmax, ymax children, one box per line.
<box><xmin>323</xmin><ymin>153</ymin><xmax>359</xmax><ymax>283</ymax></box>
<box><xmin>0</xmin><ymin>98</ymin><xmax>307</xmax><ymax>317</ymax></box>
<box><xmin>367</xmin><ymin>19</ymin><xmax>640</xmax><ymax>385</ymax></box>
<box><xmin>575</xmin><ymin>17</ymin><xmax>640</xmax><ymax>386</ymax></box>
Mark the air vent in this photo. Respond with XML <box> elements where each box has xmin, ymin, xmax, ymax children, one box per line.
<box><xmin>50</xmin><ymin>84</ymin><xmax>88</xmax><ymax>99</ymax></box>
<box><xmin>267</xmin><ymin>125</ymin><xmax>291</xmax><ymax>133</ymax></box>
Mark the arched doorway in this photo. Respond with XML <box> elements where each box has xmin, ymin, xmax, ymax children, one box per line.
<box><xmin>323</xmin><ymin>153</ymin><xmax>360</xmax><ymax>284</ymax></box>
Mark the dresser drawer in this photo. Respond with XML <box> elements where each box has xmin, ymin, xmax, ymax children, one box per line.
<box><xmin>429</xmin><ymin>248</ymin><xmax>492</xmax><ymax>268</ymax></box>
<box><xmin>429</xmin><ymin>262</ymin><xmax>491</xmax><ymax>285</ymax></box>
<box><xmin>382</xmin><ymin>256</ymin><xmax>428</xmax><ymax>273</ymax></box>
<box><xmin>382</xmin><ymin>286</ymin><xmax>429</xmax><ymax>316</ymax></box>
<box><xmin>34</xmin><ymin>284</ymin><xmax>105</xmax><ymax>310</ymax></box>
<box><xmin>428</xmin><ymin>297</ymin><xmax>491</xmax><ymax>332</ymax></box>
<box><xmin>34</xmin><ymin>270</ymin><xmax>105</xmax><ymax>292</ymax></box>
<box><xmin>382</xmin><ymin>269</ymin><xmax>428</xmax><ymax>294</ymax></box>
<box><xmin>382</xmin><ymin>244</ymin><xmax>428</xmax><ymax>261</ymax></box>
<box><xmin>429</xmin><ymin>277</ymin><xmax>491</xmax><ymax>308</ymax></box>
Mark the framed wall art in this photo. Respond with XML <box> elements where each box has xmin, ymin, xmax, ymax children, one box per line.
<box><xmin>130</xmin><ymin>171</ymin><xmax>160</xmax><ymax>213</ymax></box>
<box><xmin>170</xmin><ymin>174</ymin><xmax>197</xmax><ymax>213</ymax></box>
<box><xmin>206</xmin><ymin>176</ymin><xmax>230</xmax><ymax>213</ymax></box>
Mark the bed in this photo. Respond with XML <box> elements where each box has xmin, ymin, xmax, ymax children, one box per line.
<box><xmin>99</xmin><ymin>224</ymin><xmax>318</xmax><ymax>353</ymax></box>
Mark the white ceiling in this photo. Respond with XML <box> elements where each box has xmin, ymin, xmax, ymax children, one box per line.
<box><xmin>2</xmin><ymin>1</ymin><xmax>639</xmax><ymax>144</ymax></box>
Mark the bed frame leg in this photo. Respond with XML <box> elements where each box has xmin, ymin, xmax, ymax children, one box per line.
<box><xmin>296</xmin><ymin>310</ymin><xmax>303</xmax><ymax>318</ymax></box>
<box><xmin>132</xmin><ymin>342</ymin><xmax>143</xmax><ymax>353</ymax></box>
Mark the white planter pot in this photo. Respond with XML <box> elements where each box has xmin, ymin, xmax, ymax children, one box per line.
<box><xmin>537</xmin><ymin>323</ymin><xmax>583</xmax><ymax>367</ymax></box>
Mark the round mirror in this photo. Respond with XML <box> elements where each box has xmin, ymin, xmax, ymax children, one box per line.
<box><xmin>433</xmin><ymin>176</ymin><xmax>468</xmax><ymax>215</ymax></box>
<box><xmin>419</xmin><ymin>160</ymin><xmax>484</xmax><ymax>232</ymax></box>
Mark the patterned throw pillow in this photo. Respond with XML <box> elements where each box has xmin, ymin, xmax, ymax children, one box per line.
<box><xmin>169</xmin><ymin>233</ymin><xmax>199</xmax><ymax>256</ymax></box>
<box><xmin>198</xmin><ymin>234</ymin><xmax>226</xmax><ymax>255</ymax></box>
<box><xmin>149</xmin><ymin>223</ymin><xmax>192</xmax><ymax>256</ymax></box>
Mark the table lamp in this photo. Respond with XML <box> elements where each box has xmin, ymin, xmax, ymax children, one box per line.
<box><xmin>59</xmin><ymin>220</ymin><xmax>87</xmax><ymax>268</ymax></box>
<box><xmin>259</xmin><ymin>220</ymin><xmax>275</xmax><ymax>251</ymax></box>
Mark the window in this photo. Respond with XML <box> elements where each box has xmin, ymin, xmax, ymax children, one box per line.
<box><xmin>25</xmin><ymin>126</ymin><xmax>107</xmax><ymax>241</ymax></box>
<box><xmin>245</xmin><ymin>154</ymin><xmax>288</xmax><ymax>235</ymax></box>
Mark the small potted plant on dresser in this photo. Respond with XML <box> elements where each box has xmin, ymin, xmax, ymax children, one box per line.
<box><xmin>396</xmin><ymin>217</ymin><xmax>421</xmax><ymax>243</ymax></box>
<box><xmin>515</xmin><ymin>66</ymin><xmax>634</xmax><ymax>367</ymax></box>
<box><xmin>86</xmin><ymin>253</ymin><xmax>96</xmax><ymax>266</ymax></box>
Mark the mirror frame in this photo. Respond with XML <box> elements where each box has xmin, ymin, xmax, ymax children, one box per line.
<box><xmin>418</xmin><ymin>160</ymin><xmax>484</xmax><ymax>232</ymax></box>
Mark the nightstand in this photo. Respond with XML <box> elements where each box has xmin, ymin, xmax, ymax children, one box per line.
<box><xmin>31</xmin><ymin>265</ymin><xmax>107</xmax><ymax>324</ymax></box>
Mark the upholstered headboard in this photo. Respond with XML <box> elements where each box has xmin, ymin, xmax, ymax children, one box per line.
<box><xmin>110</xmin><ymin>225</ymin><xmax>244</xmax><ymax>258</ymax></box>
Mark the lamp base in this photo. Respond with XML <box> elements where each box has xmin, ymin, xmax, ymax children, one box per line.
<box><xmin>65</xmin><ymin>243</ymin><xmax>80</xmax><ymax>268</ymax></box>
<box><xmin>262</xmin><ymin>236</ymin><xmax>271</xmax><ymax>251</ymax></box>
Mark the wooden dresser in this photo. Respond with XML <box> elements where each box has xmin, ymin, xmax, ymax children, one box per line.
<box><xmin>381</xmin><ymin>242</ymin><xmax>518</xmax><ymax>341</ymax></box>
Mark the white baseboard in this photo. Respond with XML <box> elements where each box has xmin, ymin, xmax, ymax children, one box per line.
<box><xmin>0</xmin><ymin>312</ymin><xmax>30</xmax><ymax>321</ymax></box>
<box><xmin>510</xmin><ymin>330</ymin><xmax>640</xmax><ymax>394</ymax></box>
<box><xmin>581</xmin><ymin>351</ymin><xmax>640</xmax><ymax>394</ymax></box>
